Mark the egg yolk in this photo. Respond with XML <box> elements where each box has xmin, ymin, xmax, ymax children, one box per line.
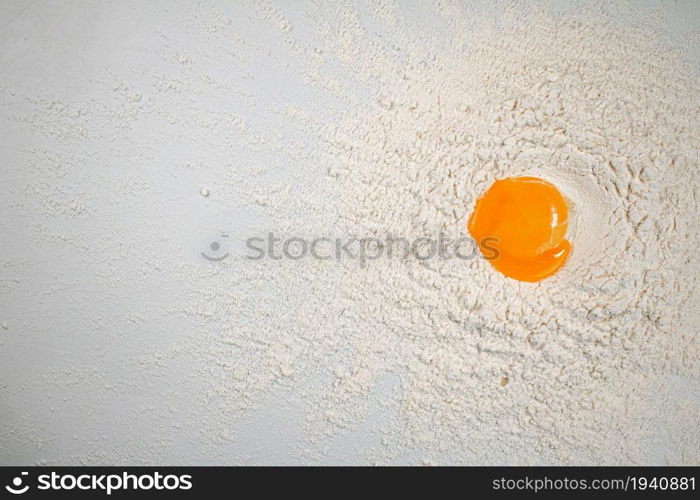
<box><xmin>468</xmin><ymin>176</ymin><xmax>571</xmax><ymax>282</ymax></box>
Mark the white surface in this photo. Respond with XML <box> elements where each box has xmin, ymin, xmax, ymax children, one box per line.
<box><xmin>1</xmin><ymin>0</ymin><xmax>698</xmax><ymax>465</ymax></box>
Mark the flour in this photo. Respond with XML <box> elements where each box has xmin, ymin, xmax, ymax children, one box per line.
<box><xmin>203</xmin><ymin>0</ymin><xmax>700</xmax><ymax>464</ymax></box>
<box><xmin>1</xmin><ymin>0</ymin><xmax>698</xmax><ymax>466</ymax></box>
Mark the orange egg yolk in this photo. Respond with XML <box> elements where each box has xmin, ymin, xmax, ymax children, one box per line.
<box><xmin>468</xmin><ymin>176</ymin><xmax>571</xmax><ymax>282</ymax></box>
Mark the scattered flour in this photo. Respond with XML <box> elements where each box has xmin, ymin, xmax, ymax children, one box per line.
<box><xmin>2</xmin><ymin>1</ymin><xmax>698</xmax><ymax>465</ymax></box>
<box><xmin>192</xmin><ymin>1</ymin><xmax>699</xmax><ymax>464</ymax></box>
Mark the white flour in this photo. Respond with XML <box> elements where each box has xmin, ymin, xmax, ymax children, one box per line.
<box><xmin>193</xmin><ymin>1</ymin><xmax>699</xmax><ymax>464</ymax></box>
<box><xmin>1</xmin><ymin>1</ymin><xmax>698</xmax><ymax>465</ymax></box>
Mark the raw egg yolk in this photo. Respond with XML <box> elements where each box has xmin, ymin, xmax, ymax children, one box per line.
<box><xmin>468</xmin><ymin>176</ymin><xmax>571</xmax><ymax>282</ymax></box>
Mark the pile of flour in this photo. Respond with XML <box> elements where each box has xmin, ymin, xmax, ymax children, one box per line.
<box><xmin>189</xmin><ymin>1</ymin><xmax>699</xmax><ymax>464</ymax></box>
